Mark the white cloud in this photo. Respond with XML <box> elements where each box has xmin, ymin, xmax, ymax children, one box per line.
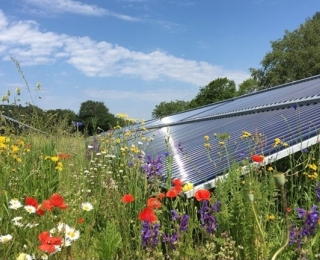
<box><xmin>0</xmin><ymin>10</ymin><xmax>249</xmax><ymax>86</ymax></box>
<box><xmin>23</xmin><ymin>0</ymin><xmax>140</xmax><ymax>21</ymax></box>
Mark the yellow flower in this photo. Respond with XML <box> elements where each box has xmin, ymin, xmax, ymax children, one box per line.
<box><xmin>182</xmin><ymin>183</ymin><xmax>194</xmax><ymax>192</ymax></box>
<box><xmin>204</xmin><ymin>143</ymin><xmax>211</xmax><ymax>149</ymax></box>
<box><xmin>308</xmin><ymin>164</ymin><xmax>317</xmax><ymax>171</ymax></box>
<box><xmin>267</xmin><ymin>214</ymin><xmax>275</xmax><ymax>221</ymax></box>
<box><xmin>116</xmin><ymin>113</ymin><xmax>128</xmax><ymax>119</ymax></box>
<box><xmin>219</xmin><ymin>141</ymin><xmax>224</xmax><ymax>146</ymax></box>
<box><xmin>282</xmin><ymin>142</ymin><xmax>288</xmax><ymax>147</ymax></box>
<box><xmin>267</xmin><ymin>166</ymin><xmax>274</xmax><ymax>171</ymax></box>
<box><xmin>204</xmin><ymin>135</ymin><xmax>209</xmax><ymax>141</ymax></box>
<box><xmin>11</xmin><ymin>145</ymin><xmax>19</xmax><ymax>153</ymax></box>
<box><xmin>241</xmin><ymin>131</ymin><xmax>252</xmax><ymax>138</ymax></box>
<box><xmin>55</xmin><ymin>162</ymin><xmax>63</xmax><ymax>171</ymax></box>
<box><xmin>51</xmin><ymin>156</ymin><xmax>59</xmax><ymax>162</ymax></box>
<box><xmin>124</xmin><ymin>130</ymin><xmax>131</xmax><ymax>136</ymax></box>
<box><xmin>0</xmin><ymin>136</ymin><xmax>10</xmax><ymax>143</ymax></box>
<box><xmin>115</xmin><ymin>139</ymin><xmax>121</xmax><ymax>143</ymax></box>
<box><xmin>273</xmin><ymin>138</ymin><xmax>281</xmax><ymax>147</ymax></box>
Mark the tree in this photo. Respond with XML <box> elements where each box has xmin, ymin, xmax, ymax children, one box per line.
<box><xmin>237</xmin><ymin>78</ymin><xmax>259</xmax><ymax>96</ymax></box>
<box><xmin>78</xmin><ymin>100</ymin><xmax>115</xmax><ymax>134</ymax></box>
<box><xmin>250</xmin><ymin>12</ymin><xmax>320</xmax><ymax>88</ymax></box>
<box><xmin>152</xmin><ymin>100</ymin><xmax>190</xmax><ymax>119</ymax></box>
<box><xmin>190</xmin><ymin>78</ymin><xmax>236</xmax><ymax>108</ymax></box>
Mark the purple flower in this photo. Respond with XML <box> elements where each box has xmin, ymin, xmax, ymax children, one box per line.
<box><xmin>180</xmin><ymin>215</ymin><xmax>190</xmax><ymax>232</ymax></box>
<box><xmin>296</xmin><ymin>205</ymin><xmax>319</xmax><ymax>236</ymax></box>
<box><xmin>289</xmin><ymin>226</ymin><xmax>303</xmax><ymax>247</ymax></box>
<box><xmin>290</xmin><ymin>205</ymin><xmax>320</xmax><ymax>248</ymax></box>
<box><xmin>128</xmin><ymin>161</ymin><xmax>134</xmax><ymax>167</ymax></box>
<box><xmin>170</xmin><ymin>210</ymin><xmax>189</xmax><ymax>232</ymax></box>
<box><xmin>171</xmin><ymin>210</ymin><xmax>179</xmax><ymax>221</ymax></box>
<box><xmin>177</xmin><ymin>141</ymin><xmax>184</xmax><ymax>152</ymax></box>
<box><xmin>162</xmin><ymin>233</ymin><xmax>179</xmax><ymax>249</ymax></box>
<box><xmin>199</xmin><ymin>200</ymin><xmax>221</xmax><ymax>233</ymax></box>
<box><xmin>142</xmin><ymin>155</ymin><xmax>163</xmax><ymax>179</ymax></box>
<box><xmin>141</xmin><ymin>221</ymin><xmax>160</xmax><ymax>249</ymax></box>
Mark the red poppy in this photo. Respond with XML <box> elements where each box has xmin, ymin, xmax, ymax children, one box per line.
<box><xmin>147</xmin><ymin>198</ymin><xmax>162</xmax><ymax>209</ymax></box>
<box><xmin>251</xmin><ymin>154</ymin><xmax>264</xmax><ymax>163</ymax></box>
<box><xmin>25</xmin><ymin>197</ymin><xmax>38</xmax><ymax>208</ymax></box>
<box><xmin>50</xmin><ymin>193</ymin><xmax>67</xmax><ymax>209</ymax></box>
<box><xmin>42</xmin><ymin>199</ymin><xmax>54</xmax><ymax>211</ymax></box>
<box><xmin>157</xmin><ymin>193</ymin><xmax>165</xmax><ymax>199</ymax></box>
<box><xmin>58</xmin><ymin>153</ymin><xmax>70</xmax><ymax>160</ymax></box>
<box><xmin>194</xmin><ymin>189</ymin><xmax>211</xmax><ymax>201</ymax></box>
<box><xmin>78</xmin><ymin>218</ymin><xmax>85</xmax><ymax>224</ymax></box>
<box><xmin>173</xmin><ymin>185</ymin><xmax>183</xmax><ymax>192</ymax></box>
<box><xmin>172</xmin><ymin>178</ymin><xmax>183</xmax><ymax>187</ymax></box>
<box><xmin>25</xmin><ymin>197</ymin><xmax>45</xmax><ymax>216</ymax></box>
<box><xmin>38</xmin><ymin>231</ymin><xmax>62</xmax><ymax>254</ymax></box>
<box><xmin>122</xmin><ymin>194</ymin><xmax>134</xmax><ymax>203</ymax></box>
<box><xmin>166</xmin><ymin>189</ymin><xmax>178</xmax><ymax>198</ymax></box>
<box><xmin>138</xmin><ymin>207</ymin><xmax>157</xmax><ymax>222</ymax></box>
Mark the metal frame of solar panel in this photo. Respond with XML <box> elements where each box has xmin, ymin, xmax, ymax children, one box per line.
<box><xmin>1</xmin><ymin>115</ymin><xmax>48</xmax><ymax>135</ymax></box>
<box><xmin>129</xmin><ymin>75</ymin><xmax>320</xmax><ymax>197</ymax></box>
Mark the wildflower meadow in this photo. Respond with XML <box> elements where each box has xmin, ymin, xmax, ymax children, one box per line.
<box><xmin>1</xmin><ymin>79</ymin><xmax>320</xmax><ymax>260</ymax></box>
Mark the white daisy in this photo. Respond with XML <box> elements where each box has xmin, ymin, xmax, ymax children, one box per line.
<box><xmin>12</xmin><ymin>216</ymin><xmax>23</xmax><ymax>222</ymax></box>
<box><xmin>57</xmin><ymin>222</ymin><xmax>70</xmax><ymax>233</ymax></box>
<box><xmin>9</xmin><ymin>199</ymin><xmax>22</xmax><ymax>210</ymax></box>
<box><xmin>0</xmin><ymin>234</ymin><xmax>13</xmax><ymax>243</ymax></box>
<box><xmin>65</xmin><ymin>227</ymin><xmax>80</xmax><ymax>241</ymax></box>
<box><xmin>24</xmin><ymin>205</ymin><xmax>36</xmax><ymax>214</ymax></box>
<box><xmin>81</xmin><ymin>202</ymin><xmax>93</xmax><ymax>211</ymax></box>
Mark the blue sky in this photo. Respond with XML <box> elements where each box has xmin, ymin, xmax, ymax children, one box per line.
<box><xmin>0</xmin><ymin>0</ymin><xmax>319</xmax><ymax>120</ymax></box>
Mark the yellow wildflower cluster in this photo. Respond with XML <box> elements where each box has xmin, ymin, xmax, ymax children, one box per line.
<box><xmin>130</xmin><ymin>144</ymin><xmax>140</xmax><ymax>154</ymax></box>
<box><xmin>45</xmin><ymin>156</ymin><xmax>63</xmax><ymax>171</ymax></box>
<box><xmin>204</xmin><ymin>136</ymin><xmax>211</xmax><ymax>149</ymax></box>
<box><xmin>0</xmin><ymin>136</ymin><xmax>29</xmax><ymax>163</ymax></box>
<box><xmin>116</xmin><ymin>113</ymin><xmax>129</xmax><ymax>119</ymax></box>
<box><xmin>306</xmin><ymin>163</ymin><xmax>318</xmax><ymax>180</ymax></box>
<box><xmin>124</xmin><ymin>130</ymin><xmax>132</xmax><ymax>137</ymax></box>
<box><xmin>273</xmin><ymin>138</ymin><xmax>288</xmax><ymax>148</ymax></box>
<box><xmin>240</xmin><ymin>131</ymin><xmax>252</xmax><ymax>139</ymax></box>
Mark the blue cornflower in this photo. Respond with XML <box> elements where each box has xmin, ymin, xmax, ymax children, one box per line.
<box><xmin>128</xmin><ymin>161</ymin><xmax>134</xmax><ymax>167</ymax></box>
<box><xmin>163</xmin><ymin>151</ymin><xmax>170</xmax><ymax>157</ymax></box>
<box><xmin>141</xmin><ymin>221</ymin><xmax>160</xmax><ymax>249</ymax></box>
<box><xmin>141</xmin><ymin>155</ymin><xmax>163</xmax><ymax>179</ymax></box>
<box><xmin>292</xmin><ymin>104</ymin><xmax>299</xmax><ymax>110</ymax></box>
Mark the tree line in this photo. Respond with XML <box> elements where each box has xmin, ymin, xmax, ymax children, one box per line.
<box><xmin>1</xmin><ymin>100</ymin><xmax>124</xmax><ymax>136</ymax></box>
